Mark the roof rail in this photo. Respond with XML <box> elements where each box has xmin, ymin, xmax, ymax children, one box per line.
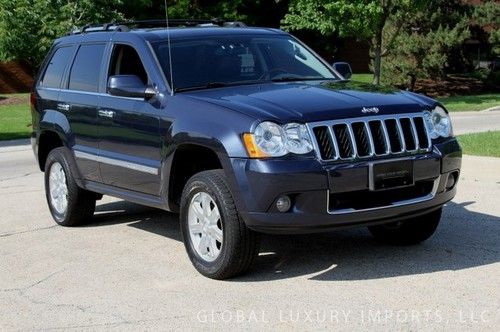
<box><xmin>68</xmin><ymin>19</ymin><xmax>247</xmax><ymax>35</ymax></box>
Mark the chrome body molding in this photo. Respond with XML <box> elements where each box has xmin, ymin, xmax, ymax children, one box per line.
<box><xmin>74</xmin><ymin>151</ymin><xmax>159</xmax><ymax>175</ymax></box>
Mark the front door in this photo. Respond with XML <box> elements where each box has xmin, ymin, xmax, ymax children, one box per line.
<box><xmin>98</xmin><ymin>43</ymin><xmax>162</xmax><ymax>195</ymax></box>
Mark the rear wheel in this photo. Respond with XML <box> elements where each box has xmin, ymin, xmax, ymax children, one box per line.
<box><xmin>368</xmin><ymin>208</ymin><xmax>442</xmax><ymax>245</ymax></box>
<box><xmin>44</xmin><ymin>147</ymin><xmax>96</xmax><ymax>226</ymax></box>
<box><xmin>180</xmin><ymin>170</ymin><xmax>260</xmax><ymax>279</ymax></box>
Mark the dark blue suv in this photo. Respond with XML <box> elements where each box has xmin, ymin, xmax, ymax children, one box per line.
<box><xmin>31</xmin><ymin>20</ymin><xmax>461</xmax><ymax>279</ymax></box>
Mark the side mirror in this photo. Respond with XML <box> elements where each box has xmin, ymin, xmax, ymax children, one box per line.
<box><xmin>107</xmin><ymin>75</ymin><xmax>156</xmax><ymax>99</ymax></box>
<box><xmin>332</xmin><ymin>62</ymin><xmax>353</xmax><ymax>80</ymax></box>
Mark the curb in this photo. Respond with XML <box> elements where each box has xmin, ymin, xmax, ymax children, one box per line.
<box><xmin>479</xmin><ymin>106</ymin><xmax>500</xmax><ymax>112</ymax></box>
<box><xmin>0</xmin><ymin>138</ymin><xmax>31</xmax><ymax>153</ymax></box>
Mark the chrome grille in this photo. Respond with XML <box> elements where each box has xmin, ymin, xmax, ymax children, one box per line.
<box><xmin>307</xmin><ymin>113</ymin><xmax>432</xmax><ymax>161</ymax></box>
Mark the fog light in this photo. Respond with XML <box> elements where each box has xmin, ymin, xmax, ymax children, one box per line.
<box><xmin>276</xmin><ymin>195</ymin><xmax>291</xmax><ymax>213</ymax></box>
<box><xmin>446</xmin><ymin>172</ymin><xmax>457</xmax><ymax>190</ymax></box>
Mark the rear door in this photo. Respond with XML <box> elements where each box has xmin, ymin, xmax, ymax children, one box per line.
<box><xmin>35</xmin><ymin>45</ymin><xmax>75</xmax><ymax>134</ymax></box>
<box><xmin>97</xmin><ymin>42</ymin><xmax>162</xmax><ymax>195</ymax></box>
<box><xmin>32</xmin><ymin>45</ymin><xmax>75</xmax><ymax>138</ymax></box>
<box><xmin>59</xmin><ymin>42</ymin><xmax>107</xmax><ymax>182</ymax></box>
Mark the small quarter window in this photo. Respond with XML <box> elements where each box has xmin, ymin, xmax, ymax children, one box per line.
<box><xmin>40</xmin><ymin>47</ymin><xmax>73</xmax><ymax>89</ymax></box>
<box><xmin>69</xmin><ymin>44</ymin><xmax>106</xmax><ymax>92</ymax></box>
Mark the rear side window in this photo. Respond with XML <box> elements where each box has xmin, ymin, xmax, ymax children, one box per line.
<box><xmin>40</xmin><ymin>47</ymin><xmax>73</xmax><ymax>88</ymax></box>
<box><xmin>69</xmin><ymin>44</ymin><xmax>106</xmax><ymax>92</ymax></box>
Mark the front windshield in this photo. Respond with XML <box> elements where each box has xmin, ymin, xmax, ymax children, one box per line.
<box><xmin>152</xmin><ymin>35</ymin><xmax>338</xmax><ymax>92</ymax></box>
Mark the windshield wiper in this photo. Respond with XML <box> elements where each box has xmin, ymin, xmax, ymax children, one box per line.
<box><xmin>175</xmin><ymin>82</ymin><xmax>228</xmax><ymax>93</ymax></box>
<box><xmin>270</xmin><ymin>76</ymin><xmax>337</xmax><ymax>82</ymax></box>
<box><xmin>175</xmin><ymin>80</ymin><xmax>267</xmax><ymax>93</ymax></box>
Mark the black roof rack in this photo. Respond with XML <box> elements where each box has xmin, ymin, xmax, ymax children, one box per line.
<box><xmin>68</xmin><ymin>19</ymin><xmax>247</xmax><ymax>35</ymax></box>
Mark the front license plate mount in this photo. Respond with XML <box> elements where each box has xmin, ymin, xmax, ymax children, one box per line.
<box><xmin>369</xmin><ymin>160</ymin><xmax>414</xmax><ymax>191</ymax></box>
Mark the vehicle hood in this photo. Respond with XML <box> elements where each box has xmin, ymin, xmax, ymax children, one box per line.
<box><xmin>182</xmin><ymin>80</ymin><xmax>437</xmax><ymax>123</ymax></box>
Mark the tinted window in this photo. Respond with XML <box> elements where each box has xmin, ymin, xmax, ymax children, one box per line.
<box><xmin>108</xmin><ymin>44</ymin><xmax>148</xmax><ymax>85</ymax></box>
<box><xmin>69</xmin><ymin>44</ymin><xmax>106</xmax><ymax>92</ymax></box>
<box><xmin>40</xmin><ymin>47</ymin><xmax>73</xmax><ymax>88</ymax></box>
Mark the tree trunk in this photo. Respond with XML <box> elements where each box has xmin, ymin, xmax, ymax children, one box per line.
<box><xmin>373</xmin><ymin>29</ymin><xmax>383</xmax><ymax>85</ymax></box>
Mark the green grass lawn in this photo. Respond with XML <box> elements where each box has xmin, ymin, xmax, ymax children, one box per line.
<box><xmin>457</xmin><ymin>131</ymin><xmax>500</xmax><ymax>158</ymax></box>
<box><xmin>438</xmin><ymin>94</ymin><xmax>500</xmax><ymax>112</ymax></box>
<box><xmin>0</xmin><ymin>94</ymin><xmax>31</xmax><ymax>140</ymax></box>
<box><xmin>351</xmin><ymin>73</ymin><xmax>373</xmax><ymax>84</ymax></box>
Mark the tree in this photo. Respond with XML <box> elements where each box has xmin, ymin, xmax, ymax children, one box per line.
<box><xmin>0</xmin><ymin>0</ymin><xmax>124</xmax><ymax>66</ymax></box>
<box><xmin>473</xmin><ymin>0</ymin><xmax>500</xmax><ymax>56</ymax></box>
<box><xmin>282</xmin><ymin>0</ymin><xmax>428</xmax><ymax>85</ymax></box>
<box><xmin>381</xmin><ymin>0</ymin><xmax>471</xmax><ymax>89</ymax></box>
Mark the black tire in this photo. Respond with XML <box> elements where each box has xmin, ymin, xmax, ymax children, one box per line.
<box><xmin>180</xmin><ymin>170</ymin><xmax>260</xmax><ymax>280</ymax></box>
<box><xmin>368</xmin><ymin>208</ymin><xmax>442</xmax><ymax>245</ymax></box>
<box><xmin>44</xmin><ymin>147</ymin><xmax>96</xmax><ymax>227</ymax></box>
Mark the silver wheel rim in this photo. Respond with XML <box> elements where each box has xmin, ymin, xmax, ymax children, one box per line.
<box><xmin>48</xmin><ymin>162</ymin><xmax>68</xmax><ymax>215</ymax></box>
<box><xmin>188</xmin><ymin>192</ymin><xmax>223</xmax><ymax>262</ymax></box>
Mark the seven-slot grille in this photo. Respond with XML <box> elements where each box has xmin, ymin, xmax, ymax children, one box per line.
<box><xmin>308</xmin><ymin>113</ymin><xmax>432</xmax><ymax>161</ymax></box>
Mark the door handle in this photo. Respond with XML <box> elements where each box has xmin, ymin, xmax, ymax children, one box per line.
<box><xmin>98</xmin><ymin>110</ymin><xmax>115</xmax><ymax>118</ymax></box>
<box><xmin>57</xmin><ymin>103</ymin><xmax>70</xmax><ymax>111</ymax></box>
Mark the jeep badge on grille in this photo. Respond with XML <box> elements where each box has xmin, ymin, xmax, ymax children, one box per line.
<box><xmin>362</xmin><ymin>107</ymin><xmax>380</xmax><ymax>114</ymax></box>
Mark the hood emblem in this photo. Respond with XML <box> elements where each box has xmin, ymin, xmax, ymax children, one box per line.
<box><xmin>362</xmin><ymin>107</ymin><xmax>380</xmax><ymax>114</ymax></box>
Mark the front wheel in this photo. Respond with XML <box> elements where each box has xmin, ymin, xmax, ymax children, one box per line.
<box><xmin>180</xmin><ymin>170</ymin><xmax>260</xmax><ymax>279</ymax></box>
<box><xmin>368</xmin><ymin>208</ymin><xmax>442</xmax><ymax>245</ymax></box>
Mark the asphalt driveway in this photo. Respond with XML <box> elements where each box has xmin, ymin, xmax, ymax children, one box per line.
<box><xmin>0</xmin><ymin>146</ymin><xmax>499</xmax><ymax>331</ymax></box>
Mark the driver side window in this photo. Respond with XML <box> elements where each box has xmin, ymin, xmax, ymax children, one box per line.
<box><xmin>108</xmin><ymin>44</ymin><xmax>148</xmax><ymax>85</ymax></box>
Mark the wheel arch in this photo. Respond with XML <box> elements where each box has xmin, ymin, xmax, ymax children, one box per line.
<box><xmin>37</xmin><ymin>110</ymin><xmax>72</xmax><ymax>171</ymax></box>
<box><xmin>165</xmin><ymin>141</ymin><xmax>233</xmax><ymax>211</ymax></box>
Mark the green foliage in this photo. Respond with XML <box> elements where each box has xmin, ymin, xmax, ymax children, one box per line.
<box><xmin>0</xmin><ymin>0</ymin><xmax>256</xmax><ymax>66</ymax></box>
<box><xmin>381</xmin><ymin>1</ymin><xmax>470</xmax><ymax>89</ymax></box>
<box><xmin>282</xmin><ymin>0</ymin><xmax>428</xmax><ymax>84</ymax></box>
<box><xmin>473</xmin><ymin>1</ymin><xmax>500</xmax><ymax>56</ymax></box>
<box><xmin>0</xmin><ymin>0</ymin><xmax>123</xmax><ymax>66</ymax></box>
<box><xmin>165</xmin><ymin>0</ymin><xmax>245</xmax><ymax>21</ymax></box>
<box><xmin>282</xmin><ymin>0</ymin><xmax>384</xmax><ymax>39</ymax></box>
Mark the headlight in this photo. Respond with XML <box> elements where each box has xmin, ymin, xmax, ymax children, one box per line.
<box><xmin>423</xmin><ymin>106</ymin><xmax>453</xmax><ymax>139</ymax></box>
<box><xmin>243</xmin><ymin>121</ymin><xmax>313</xmax><ymax>158</ymax></box>
<box><xmin>283</xmin><ymin>123</ymin><xmax>314</xmax><ymax>154</ymax></box>
<box><xmin>254</xmin><ymin>122</ymin><xmax>287</xmax><ymax>157</ymax></box>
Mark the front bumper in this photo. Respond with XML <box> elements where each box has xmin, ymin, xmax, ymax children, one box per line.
<box><xmin>230</xmin><ymin>138</ymin><xmax>461</xmax><ymax>234</ymax></box>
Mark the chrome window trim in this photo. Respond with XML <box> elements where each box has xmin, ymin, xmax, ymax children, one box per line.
<box><xmin>39</xmin><ymin>87</ymin><xmax>145</xmax><ymax>101</ymax></box>
<box><xmin>74</xmin><ymin>151</ymin><xmax>158</xmax><ymax>175</ymax></box>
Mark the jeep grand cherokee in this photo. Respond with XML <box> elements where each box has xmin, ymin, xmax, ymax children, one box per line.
<box><xmin>31</xmin><ymin>20</ymin><xmax>462</xmax><ymax>279</ymax></box>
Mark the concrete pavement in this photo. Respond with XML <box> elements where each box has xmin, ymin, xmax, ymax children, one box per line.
<box><xmin>0</xmin><ymin>145</ymin><xmax>499</xmax><ymax>330</ymax></box>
